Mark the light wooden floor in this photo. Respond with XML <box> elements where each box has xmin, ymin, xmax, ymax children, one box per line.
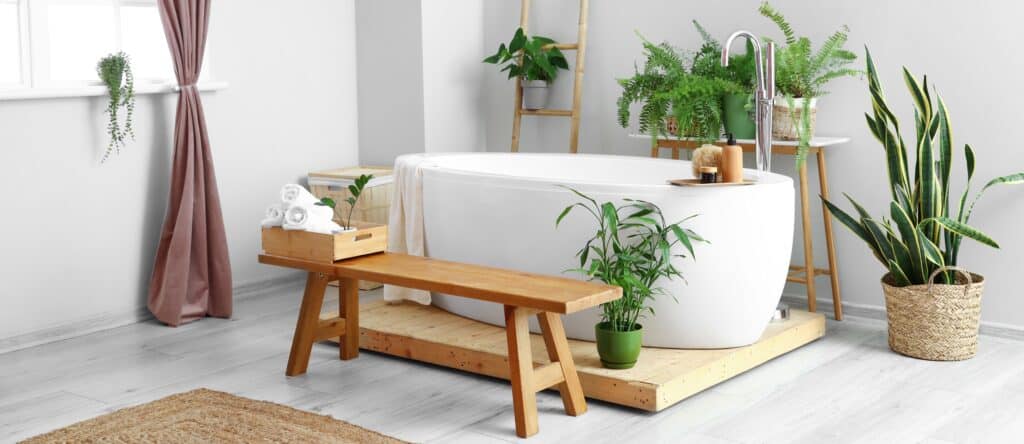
<box><xmin>2</xmin><ymin>283</ymin><xmax>1024</xmax><ymax>443</ymax></box>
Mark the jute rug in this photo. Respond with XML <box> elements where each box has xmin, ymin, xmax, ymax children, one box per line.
<box><xmin>22</xmin><ymin>388</ymin><xmax>407</xmax><ymax>443</ymax></box>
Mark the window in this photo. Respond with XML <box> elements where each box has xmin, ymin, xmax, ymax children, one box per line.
<box><xmin>0</xmin><ymin>0</ymin><xmax>216</xmax><ymax>96</ymax></box>
<box><xmin>0</xmin><ymin>0</ymin><xmax>25</xmax><ymax>86</ymax></box>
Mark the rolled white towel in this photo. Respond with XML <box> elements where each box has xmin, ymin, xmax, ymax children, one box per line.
<box><xmin>305</xmin><ymin>220</ymin><xmax>345</xmax><ymax>235</ymax></box>
<box><xmin>280</xmin><ymin>184</ymin><xmax>320</xmax><ymax>207</ymax></box>
<box><xmin>283</xmin><ymin>203</ymin><xmax>335</xmax><ymax>231</ymax></box>
<box><xmin>260</xmin><ymin>204</ymin><xmax>286</xmax><ymax>227</ymax></box>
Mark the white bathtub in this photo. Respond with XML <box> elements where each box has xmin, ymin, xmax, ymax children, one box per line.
<box><xmin>419</xmin><ymin>153</ymin><xmax>794</xmax><ymax>348</ymax></box>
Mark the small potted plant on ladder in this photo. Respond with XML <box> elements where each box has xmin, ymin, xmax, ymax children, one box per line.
<box><xmin>557</xmin><ymin>187</ymin><xmax>705</xmax><ymax>369</ymax></box>
<box><xmin>484</xmin><ymin>27</ymin><xmax>570</xmax><ymax>110</ymax></box>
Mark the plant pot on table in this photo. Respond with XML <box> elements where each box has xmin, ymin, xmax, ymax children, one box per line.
<box><xmin>522</xmin><ymin>79</ymin><xmax>550</xmax><ymax>110</ymax></box>
<box><xmin>595</xmin><ymin>322</ymin><xmax>643</xmax><ymax>369</ymax></box>
<box><xmin>722</xmin><ymin>93</ymin><xmax>756</xmax><ymax>140</ymax></box>
<box><xmin>882</xmin><ymin>267</ymin><xmax>985</xmax><ymax>361</ymax></box>
<box><xmin>772</xmin><ymin>97</ymin><xmax>817</xmax><ymax>141</ymax></box>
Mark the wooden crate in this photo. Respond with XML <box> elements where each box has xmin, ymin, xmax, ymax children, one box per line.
<box><xmin>326</xmin><ymin>300</ymin><xmax>826</xmax><ymax>412</ymax></box>
<box><xmin>261</xmin><ymin>221</ymin><xmax>387</xmax><ymax>263</ymax></box>
<box><xmin>309</xmin><ymin>167</ymin><xmax>393</xmax><ymax>290</ymax></box>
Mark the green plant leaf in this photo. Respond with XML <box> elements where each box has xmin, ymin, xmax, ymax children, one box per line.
<box><xmin>956</xmin><ymin>144</ymin><xmax>976</xmax><ymax>223</ymax></box>
<box><xmin>822</xmin><ymin>197</ymin><xmax>871</xmax><ymax>244</ymax></box>
<box><xmin>887</xmin><ymin>260</ymin><xmax>912</xmax><ymax>286</ymax></box>
<box><xmin>482</xmin><ymin>44</ymin><xmax>505</xmax><ymax>64</ymax></box>
<box><xmin>917</xmin><ymin>225</ymin><xmax>945</xmax><ymax>266</ymax></box>
<box><xmin>670</xmin><ymin>224</ymin><xmax>696</xmax><ymax>259</ymax></box>
<box><xmin>509</xmin><ymin>28</ymin><xmax>526</xmax><ymax>53</ymax></box>
<box><xmin>922</xmin><ymin>217</ymin><xmax>1000</xmax><ymax>249</ymax></box>
<box><xmin>316</xmin><ymin>197</ymin><xmax>336</xmax><ymax>209</ymax></box>
<box><xmin>759</xmin><ymin>1</ymin><xmax>797</xmax><ymax>45</ymax></box>
<box><xmin>891</xmin><ymin>201</ymin><xmax>925</xmax><ymax>283</ymax></box>
<box><xmin>903</xmin><ymin>68</ymin><xmax>931</xmax><ymax>122</ymax></box>
<box><xmin>936</xmin><ymin>95</ymin><xmax>953</xmax><ymax>207</ymax></box>
<box><xmin>863</xmin><ymin>218</ymin><xmax>896</xmax><ymax>263</ymax></box>
<box><xmin>980</xmin><ymin>172</ymin><xmax>1024</xmax><ymax>190</ymax></box>
<box><xmin>555</xmin><ymin>205</ymin><xmax>575</xmax><ymax>227</ymax></box>
<box><xmin>964</xmin><ymin>172</ymin><xmax>1024</xmax><ymax>223</ymax></box>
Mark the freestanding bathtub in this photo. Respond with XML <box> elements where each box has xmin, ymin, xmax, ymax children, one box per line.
<box><xmin>418</xmin><ymin>153</ymin><xmax>794</xmax><ymax>349</ymax></box>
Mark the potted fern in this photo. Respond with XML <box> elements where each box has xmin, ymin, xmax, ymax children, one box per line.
<box><xmin>557</xmin><ymin>188</ymin><xmax>704</xmax><ymax>369</ymax></box>
<box><xmin>96</xmin><ymin>52</ymin><xmax>135</xmax><ymax>162</ymax></box>
<box><xmin>759</xmin><ymin>1</ymin><xmax>860</xmax><ymax>166</ymax></box>
<box><xmin>691</xmin><ymin>21</ymin><xmax>757</xmax><ymax>140</ymax></box>
<box><xmin>617</xmin><ymin>33</ymin><xmax>742</xmax><ymax>146</ymax></box>
<box><xmin>823</xmin><ymin>50</ymin><xmax>1024</xmax><ymax>361</ymax></box>
<box><xmin>484</xmin><ymin>28</ymin><xmax>570</xmax><ymax>110</ymax></box>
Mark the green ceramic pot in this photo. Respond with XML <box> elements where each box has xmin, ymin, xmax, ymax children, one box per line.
<box><xmin>723</xmin><ymin>93</ymin><xmax>756</xmax><ymax>140</ymax></box>
<box><xmin>595</xmin><ymin>322</ymin><xmax>643</xmax><ymax>369</ymax></box>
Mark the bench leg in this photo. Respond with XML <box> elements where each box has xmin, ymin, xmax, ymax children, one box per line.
<box><xmin>538</xmin><ymin>312</ymin><xmax>587</xmax><ymax>416</ymax></box>
<box><xmin>287</xmin><ymin>272</ymin><xmax>330</xmax><ymax>376</ymax></box>
<box><xmin>504</xmin><ymin>305</ymin><xmax>538</xmax><ymax>438</ymax></box>
<box><xmin>339</xmin><ymin>277</ymin><xmax>360</xmax><ymax>360</ymax></box>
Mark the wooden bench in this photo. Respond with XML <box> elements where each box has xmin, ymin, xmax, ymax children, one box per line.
<box><xmin>258</xmin><ymin>252</ymin><xmax>622</xmax><ymax>438</ymax></box>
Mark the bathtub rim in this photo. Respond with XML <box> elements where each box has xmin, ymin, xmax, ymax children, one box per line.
<box><xmin>414</xmin><ymin>152</ymin><xmax>793</xmax><ymax>191</ymax></box>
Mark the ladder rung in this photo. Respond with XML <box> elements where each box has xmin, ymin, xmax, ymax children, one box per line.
<box><xmin>522</xmin><ymin>109</ymin><xmax>573</xmax><ymax>117</ymax></box>
<box><xmin>543</xmin><ymin>43</ymin><xmax>578</xmax><ymax>50</ymax></box>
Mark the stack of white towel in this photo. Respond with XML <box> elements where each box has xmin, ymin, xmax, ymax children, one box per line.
<box><xmin>261</xmin><ymin>184</ymin><xmax>345</xmax><ymax>235</ymax></box>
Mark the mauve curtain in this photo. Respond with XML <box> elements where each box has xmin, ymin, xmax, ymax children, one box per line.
<box><xmin>147</xmin><ymin>0</ymin><xmax>232</xmax><ymax>326</ymax></box>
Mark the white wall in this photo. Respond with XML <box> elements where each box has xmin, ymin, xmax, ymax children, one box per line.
<box><xmin>0</xmin><ymin>0</ymin><xmax>360</xmax><ymax>345</ymax></box>
<box><xmin>482</xmin><ymin>1</ymin><xmax>1024</xmax><ymax>329</ymax></box>
<box><xmin>356</xmin><ymin>0</ymin><xmax>425</xmax><ymax>165</ymax></box>
<box><xmin>421</xmin><ymin>0</ymin><xmax>486</xmax><ymax>153</ymax></box>
<box><xmin>357</xmin><ymin>0</ymin><xmax>486</xmax><ymax>164</ymax></box>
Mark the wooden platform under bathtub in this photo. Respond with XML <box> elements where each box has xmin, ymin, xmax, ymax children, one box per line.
<box><xmin>324</xmin><ymin>300</ymin><xmax>825</xmax><ymax>412</ymax></box>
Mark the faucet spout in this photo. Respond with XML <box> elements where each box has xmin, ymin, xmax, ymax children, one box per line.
<box><xmin>722</xmin><ymin>30</ymin><xmax>775</xmax><ymax>173</ymax></box>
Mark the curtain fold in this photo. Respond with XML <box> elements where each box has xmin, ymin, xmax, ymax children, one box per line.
<box><xmin>148</xmin><ymin>0</ymin><xmax>232</xmax><ymax>326</ymax></box>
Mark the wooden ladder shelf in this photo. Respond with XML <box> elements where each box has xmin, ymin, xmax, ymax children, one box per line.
<box><xmin>510</xmin><ymin>0</ymin><xmax>589</xmax><ymax>154</ymax></box>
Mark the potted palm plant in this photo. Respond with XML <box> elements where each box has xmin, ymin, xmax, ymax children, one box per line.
<box><xmin>557</xmin><ymin>188</ymin><xmax>705</xmax><ymax>369</ymax></box>
<box><xmin>823</xmin><ymin>49</ymin><xmax>1024</xmax><ymax>361</ymax></box>
<box><xmin>759</xmin><ymin>1</ymin><xmax>860</xmax><ymax>166</ymax></box>
<box><xmin>484</xmin><ymin>28</ymin><xmax>570</xmax><ymax>110</ymax></box>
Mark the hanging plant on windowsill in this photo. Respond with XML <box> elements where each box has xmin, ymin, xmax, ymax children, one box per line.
<box><xmin>96</xmin><ymin>52</ymin><xmax>135</xmax><ymax>162</ymax></box>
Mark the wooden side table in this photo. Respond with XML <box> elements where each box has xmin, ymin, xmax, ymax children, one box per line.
<box><xmin>630</xmin><ymin>134</ymin><xmax>850</xmax><ymax>320</ymax></box>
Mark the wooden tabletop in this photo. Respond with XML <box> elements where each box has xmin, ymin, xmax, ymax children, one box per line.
<box><xmin>259</xmin><ymin>253</ymin><xmax>621</xmax><ymax>314</ymax></box>
<box><xmin>628</xmin><ymin>134</ymin><xmax>851</xmax><ymax>148</ymax></box>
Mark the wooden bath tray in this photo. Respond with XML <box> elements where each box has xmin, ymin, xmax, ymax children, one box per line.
<box><xmin>668</xmin><ymin>178</ymin><xmax>757</xmax><ymax>187</ymax></box>
<box><xmin>324</xmin><ymin>300</ymin><xmax>825</xmax><ymax>412</ymax></box>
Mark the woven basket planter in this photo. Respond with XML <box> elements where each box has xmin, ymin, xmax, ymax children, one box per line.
<box><xmin>881</xmin><ymin>267</ymin><xmax>984</xmax><ymax>361</ymax></box>
<box><xmin>772</xmin><ymin>99</ymin><xmax>817</xmax><ymax>141</ymax></box>
<box><xmin>666</xmin><ymin>116</ymin><xmax>680</xmax><ymax>137</ymax></box>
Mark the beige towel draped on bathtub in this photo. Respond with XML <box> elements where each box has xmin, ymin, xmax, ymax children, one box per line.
<box><xmin>382</xmin><ymin>154</ymin><xmax>435</xmax><ymax>305</ymax></box>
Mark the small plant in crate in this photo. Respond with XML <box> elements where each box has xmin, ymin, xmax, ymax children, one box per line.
<box><xmin>316</xmin><ymin>174</ymin><xmax>374</xmax><ymax>231</ymax></box>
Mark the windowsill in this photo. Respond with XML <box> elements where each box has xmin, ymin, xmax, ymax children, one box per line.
<box><xmin>0</xmin><ymin>81</ymin><xmax>229</xmax><ymax>101</ymax></box>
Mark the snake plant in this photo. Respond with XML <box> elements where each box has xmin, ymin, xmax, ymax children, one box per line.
<box><xmin>822</xmin><ymin>49</ymin><xmax>1024</xmax><ymax>287</ymax></box>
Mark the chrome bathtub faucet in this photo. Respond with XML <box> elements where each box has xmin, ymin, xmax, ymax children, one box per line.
<box><xmin>722</xmin><ymin>31</ymin><xmax>775</xmax><ymax>173</ymax></box>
